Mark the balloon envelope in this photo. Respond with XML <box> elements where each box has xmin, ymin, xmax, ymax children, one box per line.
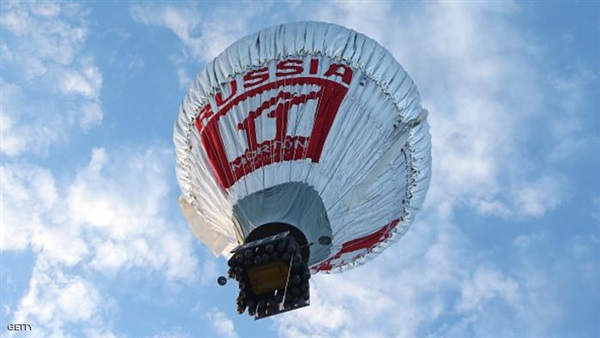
<box><xmin>174</xmin><ymin>21</ymin><xmax>431</xmax><ymax>273</ymax></box>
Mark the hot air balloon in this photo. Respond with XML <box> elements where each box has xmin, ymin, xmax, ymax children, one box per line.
<box><xmin>174</xmin><ymin>21</ymin><xmax>431</xmax><ymax>319</ymax></box>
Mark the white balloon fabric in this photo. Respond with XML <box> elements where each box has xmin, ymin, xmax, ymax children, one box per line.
<box><xmin>174</xmin><ymin>21</ymin><xmax>431</xmax><ymax>273</ymax></box>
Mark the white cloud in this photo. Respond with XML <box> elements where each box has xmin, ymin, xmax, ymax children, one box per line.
<box><xmin>11</xmin><ymin>260</ymin><xmax>115</xmax><ymax>337</ymax></box>
<box><xmin>151</xmin><ymin>328</ymin><xmax>193</xmax><ymax>338</ymax></box>
<box><xmin>206</xmin><ymin>308</ymin><xmax>239</xmax><ymax>338</ymax></box>
<box><xmin>1</xmin><ymin>1</ymin><xmax>87</xmax><ymax>68</ymax></box>
<box><xmin>457</xmin><ymin>268</ymin><xmax>519</xmax><ymax>313</ymax></box>
<box><xmin>475</xmin><ymin>199</ymin><xmax>512</xmax><ymax>217</ymax></box>
<box><xmin>177</xmin><ymin>67</ymin><xmax>193</xmax><ymax>90</ymax></box>
<box><xmin>59</xmin><ymin>62</ymin><xmax>102</xmax><ymax>99</ymax></box>
<box><xmin>312</xmin><ymin>1</ymin><xmax>574</xmax><ymax>220</ymax></box>
<box><xmin>130</xmin><ymin>3</ymin><xmax>271</xmax><ymax>62</ymax></box>
<box><xmin>512</xmin><ymin>175</ymin><xmax>564</xmax><ymax>217</ymax></box>
<box><xmin>0</xmin><ymin>79</ymin><xmax>62</xmax><ymax>156</ymax></box>
<box><xmin>1</xmin><ymin>3</ymin><xmax>203</xmax><ymax>327</ymax></box>
<box><xmin>65</xmin><ymin>146</ymin><xmax>200</xmax><ymax>282</ymax></box>
<box><xmin>199</xmin><ymin>256</ymin><xmax>219</xmax><ymax>286</ymax></box>
<box><xmin>313</xmin><ymin>1</ymin><xmax>394</xmax><ymax>44</ymax></box>
<box><xmin>3</xmin><ymin>145</ymin><xmax>202</xmax><ymax>334</ymax></box>
<box><xmin>592</xmin><ymin>196</ymin><xmax>600</xmax><ymax>221</ymax></box>
<box><xmin>0</xmin><ymin>1</ymin><xmax>103</xmax><ymax>157</ymax></box>
<box><xmin>130</xmin><ymin>5</ymin><xmax>205</xmax><ymax>61</ymax></box>
<box><xmin>1</xmin><ymin>163</ymin><xmax>60</xmax><ymax>252</ymax></box>
<box><xmin>391</xmin><ymin>3</ymin><xmax>538</xmax><ymax>213</ymax></box>
<box><xmin>77</xmin><ymin>101</ymin><xmax>103</xmax><ymax>131</ymax></box>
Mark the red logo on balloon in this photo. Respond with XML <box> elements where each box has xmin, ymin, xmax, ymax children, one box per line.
<box><xmin>194</xmin><ymin>59</ymin><xmax>352</xmax><ymax>189</ymax></box>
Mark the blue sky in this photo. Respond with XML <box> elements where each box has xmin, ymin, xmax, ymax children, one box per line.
<box><xmin>1</xmin><ymin>1</ymin><xmax>598</xmax><ymax>337</ymax></box>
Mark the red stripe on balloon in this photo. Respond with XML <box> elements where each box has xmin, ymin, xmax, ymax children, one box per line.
<box><xmin>314</xmin><ymin>219</ymin><xmax>400</xmax><ymax>272</ymax></box>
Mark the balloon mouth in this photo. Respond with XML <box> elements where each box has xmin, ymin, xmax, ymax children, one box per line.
<box><xmin>232</xmin><ymin>182</ymin><xmax>333</xmax><ymax>267</ymax></box>
<box><xmin>245</xmin><ymin>222</ymin><xmax>310</xmax><ymax>263</ymax></box>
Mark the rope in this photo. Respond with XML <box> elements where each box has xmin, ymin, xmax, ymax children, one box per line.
<box><xmin>281</xmin><ymin>253</ymin><xmax>294</xmax><ymax>310</ymax></box>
